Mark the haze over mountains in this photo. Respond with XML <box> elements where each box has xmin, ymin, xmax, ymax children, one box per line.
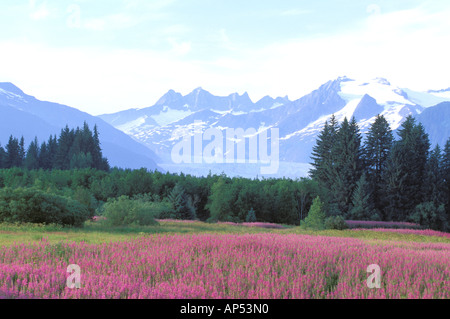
<box><xmin>1</xmin><ymin>77</ymin><xmax>450</xmax><ymax>179</ymax></box>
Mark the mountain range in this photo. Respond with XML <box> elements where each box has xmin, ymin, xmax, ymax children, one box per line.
<box><xmin>99</xmin><ymin>77</ymin><xmax>450</xmax><ymax>178</ymax></box>
<box><xmin>1</xmin><ymin>77</ymin><xmax>450</xmax><ymax>179</ymax></box>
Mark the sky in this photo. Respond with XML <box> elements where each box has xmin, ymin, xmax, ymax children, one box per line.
<box><xmin>0</xmin><ymin>0</ymin><xmax>449</xmax><ymax>115</ymax></box>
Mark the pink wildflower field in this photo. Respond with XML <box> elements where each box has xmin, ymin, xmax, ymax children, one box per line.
<box><xmin>1</xmin><ymin>233</ymin><xmax>449</xmax><ymax>299</ymax></box>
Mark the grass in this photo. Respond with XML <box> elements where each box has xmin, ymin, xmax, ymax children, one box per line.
<box><xmin>1</xmin><ymin>220</ymin><xmax>449</xmax><ymax>247</ymax></box>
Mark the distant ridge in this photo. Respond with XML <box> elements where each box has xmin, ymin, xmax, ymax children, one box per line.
<box><xmin>0</xmin><ymin>83</ymin><xmax>162</xmax><ymax>171</ymax></box>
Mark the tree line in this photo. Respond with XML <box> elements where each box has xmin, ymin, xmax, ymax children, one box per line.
<box><xmin>0</xmin><ymin>116</ymin><xmax>449</xmax><ymax>231</ymax></box>
<box><xmin>0</xmin><ymin>167</ymin><xmax>320</xmax><ymax>226</ymax></box>
<box><xmin>310</xmin><ymin>114</ymin><xmax>450</xmax><ymax>231</ymax></box>
<box><xmin>0</xmin><ymin>122</ymin><xmax>109</xmax><ymax>171</ymax></box>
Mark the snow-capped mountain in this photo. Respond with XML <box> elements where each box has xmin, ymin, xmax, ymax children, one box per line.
<box><xmin>99</xmin><ymin>88</ymin><xmax>291</xmax><ymax>160</ymax></box>
<box><xmin>99</xmin><ymin>88</ymin><xmax>289</xmax><ymax>136</ymax></box>
<box><xmin>3</xmin><ymin>78</ymin><xmax>448</xmax><ymax>178</ymax></box>
<box><xmin>0</xmin><ymin>83</ymin><xmax>161</xmax><ymax>171</ymax></box>
<box><xmin>99</xmin><ymin>76</ymin><xmax>450</xmax><ymax>178</ymax></box>
<box><xmin>1</xmin><ymin>77</ymin><xmax>442</xmax><ymax>179</ymax></box>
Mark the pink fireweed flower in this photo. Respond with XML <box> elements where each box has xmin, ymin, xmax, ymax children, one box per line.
<box><xmin>0</xmin><ymin>234</ymin><xmax>448</xmax><ymax>299</ymax></box>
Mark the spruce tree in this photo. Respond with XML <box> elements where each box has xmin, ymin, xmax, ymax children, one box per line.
<box><xmin>56</xmin><ymin>126</ymin><xmax>75</xmax><ymax>170</ymax></box>
<box><xmin>168</xmin><ymin>183</ymin><xmax>196</xmax><ymax>220</ymax></box>
<box><xmin>364</xmin><ymin>114</ymin><xmax>394</xmax><ymax>216</ymax></box>
<box><xmin>92</xmin><ymin>124</ymin><xmax>103</xmax><ymax>169</ymax></box>
<box><xmin>442</xmin><ymin>139</ymin><xmax>450</xmax><ymax>225</ymax></box>
<box><xmin>424</xmin><ymin>145</ymin><xmax>444</xmax><ymax>205</ymax></box>
<box><xmin>383</xmin><ymin>142</ymin><xmax>409</xmax><ymax>221</ymax></box>
<box><xmin>246</xmin><ymin>207</ymin><xmax>257</xmax><ymax>223</ymax></box>
<box><xmin>383</xmin><ymin>116</ymin><xmax>430</xmax><ymax>221</ymax></box>
<box><xmin>25</xmin><ymin>137</ymin><xmax>40</xmax><ymax>170</ymax></box>
<box><xmin>47</xmin><ymin>135</ymin><xmax>58</xmax><ymax>169</ymax></box>
<box><xmin>69</xmin><ymin>127</ymin><xmax>83</xmax><ymax>161</ymax></box>
<box><xmin>38</xmin><ymin>141</ymin><xmax>50</xmax><ymax>170</ymax></box>
<box><xmin>328</xmin><ymin>117</ymin><xmax>363</xmax><ymax>216</ymax></box>
<box><xmin>349</xmin><ymin>173</ymin><xmax>378</xmax><ymax>221</ymax></box>
<box><xmin>0</xmin><ymin>144</ymin><xmax>5</xmax><ymax>169</ymax></box>
<box><xmin>310</xmin><ymin>115</ymin><xmax>338</xmax><ymax>190</ymax></box>
<box><xmin>5</xmin><ymin>136</ymin><xmax>21</xmax><ymax>168</ymax></box>
<box><xmin>18</xmin><ymin>136</ymin><xmax>25</xmax><ymax>167</ymax></box>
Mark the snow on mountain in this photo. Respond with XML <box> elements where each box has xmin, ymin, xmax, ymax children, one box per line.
<box><xmin>339</xmin><ymin>77</ymin><xmax>409</xmax><ymax>105</ymax></box>
<box><xmin>152</xmin><ymin>107</ymin><xmax>194</xmax><ymax>126</ymax></box>
<box><xmin>99</xmin><ymin>77</ymin><xmax>450</xmax><ymax>178</ymax></box>
<box><xmin>401</xmin><ymin>88</ymin><xmax>450</xmax><ymax>108</ymax></box>
<box><xmin>3</xmin><ymin>78</ymin><xmax>448</xmax><ymax>179</ymax></box>
<box><xmin>296</xmin><ymin>77</ymin><xmax>424</xmax><ymax>137</ymax></box>
<box><xmin>280</xmin><ymin>77</ymin><xmax>419</xmax><ymax>145</ymax></box>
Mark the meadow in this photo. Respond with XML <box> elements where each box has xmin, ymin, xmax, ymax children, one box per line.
<box><xmin>1</xmin><ymin>220</ymin><xmax>449</xmax><ymax>299</ymax></box>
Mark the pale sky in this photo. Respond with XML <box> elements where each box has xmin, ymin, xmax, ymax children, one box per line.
<box><xmin>0</xmin><ymin>0</ymin><xmax>449</xmax><ymax>115</ymax></box>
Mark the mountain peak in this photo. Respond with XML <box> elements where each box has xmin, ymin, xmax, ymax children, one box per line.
<box><xmin>192</xmin><ymin>87</ymin><xmax>211</xmax><ymax>94</ymax></box>
<box><xmin>155</xmin><ymin>89</ymin><xmax>183</xmax><ymax>105</ymax></box>
<box><xmin>0</xmin><ymin>82</ymin><xmax>26</xmax><ymax>96</ymax></box>
<box><xmin>241</xmin><ymin>91</ymin><xmax>250</xmax><ymax>98</ymax></box>
<box><xmin>352</xmin><ymin>94</ymin><xmax>384</xmax><ymax>121</ymax></box>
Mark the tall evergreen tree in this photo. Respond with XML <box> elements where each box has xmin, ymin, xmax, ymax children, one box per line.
<box><xmin>168</xmin><ymin>183</ymin><xmax>196</xmax><ymax>220</ymax></box>
<box><xmin>5</xmin><ymin>136</ymin><xmax>21</xmax><ymax>168</ymax></box>
<box><xmin>349</xmin><ymin>173</ymin><xmax>378</xmax><ymax>220</ymax></box>
<box><xmin>55</xmin><ymin>126</ymin><xmax>75</xmax><ymax>170</ymax></box>
<box><xmin>383</xmin><ymin>142</ymin><xmax>408</xmax><ymax>221</ymax></box>
<box><xmin>383</xmin><ymin>116</ymin><xmax>430</xmax><ymax>221</ymax></box>
<box><xmin>92</xmin><ymin>124</ymin><xmax>104</xmax><ymax>170</ymax></box>
<box><xmin>18</xmin><ymin>136</ymin><xmax>25</xmax><ymax>167</ymax></box>
<box><xmin>442</xmin><ymin>139</ymin><xmax>450</xmax><ymax>224</ymax></box>
<box><xmin>38</xmin><ymin>141</ymin><xmax>50</xmax><ymax>170</ymax></box>
<box><xmin>47</xmin><ymin>135</ymin><xmax>58</xmax><ymax>169</ymax></box>
<box><xmin>25</xmin><ymin>137</ymin><xmax>40</xmax><ymax>170</ymax></box>
<box><xmin>364</xmin><ymin>114</ymin><xmax>394</xmax><ymax>216</ymax></box>
<box><xmin>310</xmin><ymin>115</ymin><xmax>338</xmax><ymax>190</ymax></box>
<box><xmin>69</xmin><ymin>127</ymin><xmax>83</xmax><ymax>160</ymax></box>
<box><xmin>328</xmin><ymin>117</ymin><xmax>364</xmax><ymax>215</ymax></box>
<box><xmin>0</xmin><ymin>144</ymin><xmax>6</xmax><ymax>169</ymax></box>
<box><xmin>424</xmin><ymin>145</ymin><xmax>444</xmax><ymax>205</ymax></box>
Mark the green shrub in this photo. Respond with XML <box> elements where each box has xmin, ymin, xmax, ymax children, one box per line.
<box><xmin>409</xmin><ymin>202</ymin><xmax>448</xmax><ymax>231</ymax></box>
<box><xmin>301</xmin><ymin>196</ymin><xmax>326</xmax><ymax>230</ymax></box>
<box><xmin>0</xmin><ymin>187</ymin><xmax>89</xmax><ymax>227</ymax></box>
<box><xmin>102</xmin><ymin>196</ymin><xmax>160</xmax><ymax>226</ymax></box>
<box><xmin>167</xmin><ymin>183</ymin><xmax>197</xmax><ymax>220</ymax></box>
<box><xmin>148</xmin><ymin>201</ymin><xmax>176</xmax><ymax>220</ymax></box>
<box><xmin>246</xmin><ymin>208</ymin><xmax>257</xmax><ymax>223</ymax></box>
<box><xmin>325</xmin><ymin>215</ymin><xmax>348</xmax><ymax>230</ymax></box>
